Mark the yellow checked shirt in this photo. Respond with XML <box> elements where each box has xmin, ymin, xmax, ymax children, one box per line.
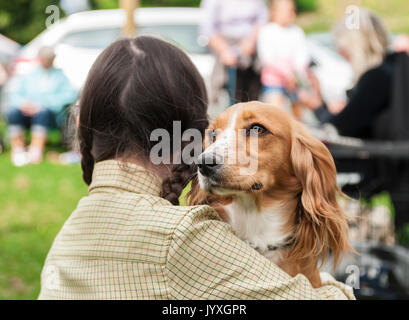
<box><xmin>38</xmin><ymin>160</ymin><xmax>355</xmax><ymax>300</ymax></box>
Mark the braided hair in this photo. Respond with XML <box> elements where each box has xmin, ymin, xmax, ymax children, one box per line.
<box><xmin>161</xmin><ymin>163</ymin><xmax>196</xmax><ymax>205</ymax></box>
<box><xmin>78</xmin><ymin>36</ymin><xmax>208</xmax><ymax>203</ymax></box>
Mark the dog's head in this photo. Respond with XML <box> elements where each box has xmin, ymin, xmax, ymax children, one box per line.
<box><xmin>191</xmin><ymin>101</ymin><xmax>352</xmax><ymax>268</ymax></box>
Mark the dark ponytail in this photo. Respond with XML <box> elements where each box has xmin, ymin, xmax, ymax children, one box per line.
<box><xmin>79</xmin><ymin>126</ymin><xmax>94</xmax><ymax>186</ymax></box>
<box><xmin>78</xmin><ymin>36</ymin><xmax>208</xmax><ymax>204</ymax></box>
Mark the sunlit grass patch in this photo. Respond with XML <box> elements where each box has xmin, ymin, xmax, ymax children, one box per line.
<box><xmin>298</xmin><ymin>0</ymin><xmax>409</xmax><ymax>34</ymax></box>
<box><xmin>0</xmin><ymin>153</ymin><xmax>87</xmax><ymax>299</ymax></box>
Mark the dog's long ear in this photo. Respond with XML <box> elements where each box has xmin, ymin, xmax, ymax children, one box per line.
<box><xmin>289</xmin><ymin>124</ymin><xmax>353</xmax><ymax>270</ymax></box>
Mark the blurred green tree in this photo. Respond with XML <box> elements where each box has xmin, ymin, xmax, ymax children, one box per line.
<box><xmin>295</xmin><ymin>0</ymin><xmax>317</xmax><ymax>12</ymax></box>
<box><xmin>0</xmin><ymin>0</ymin><xmax>64</xmax><ymax>44</ymax></box>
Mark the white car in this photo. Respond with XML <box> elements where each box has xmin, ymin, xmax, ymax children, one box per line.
<box><xmin>306</xmin><ymin>32</ymin><xmax>353</xmax><ymax>103</ymax></box>
<box><xmin>0</xmin><ymin>34</ymin><xmax>20</xmax><ymax>64</ymax></box>
<box><xmin>2</xmin><ymin>8</ymin><xmax>353</xmax><ymax>118</ymax></box>
<box><xmin>13</xmin><ymin>8</ymin><xmax>213</xmax><ymax>90</ymax></box>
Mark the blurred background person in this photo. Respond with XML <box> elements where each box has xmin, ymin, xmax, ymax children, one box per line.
<box><xmin>298</xmin><ymin>8</ymin><xmax>392</xmax><ymax>138</ymax></box>
<box><xmin>258</xmin><ymin>0</ymin><xmax>310</xmax><ymax>117</ymax></box>
<box><xmin>6</xmin><ymin>46</ymin><xmax>77</xmax><ymax>166</ymax></box>
<box><xmin>298</xmin><ymin>8</ymin><xmax>409</xmax><ymax>231</ymax></box>
<box><xmin>46</xmin><ymin>101</ymin><xmax>82</xmax><ymax>165</ymax></box>
<box><xmin>200</xmin><ymin>0</ymin><xmax>268</xmax><ymax>106</ymax></box>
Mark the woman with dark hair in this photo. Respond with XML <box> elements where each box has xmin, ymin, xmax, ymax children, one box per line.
<box><xmin>38</xmin><ymin>36</ymin><xmax>353</xmax><ymax>300</ymax></box>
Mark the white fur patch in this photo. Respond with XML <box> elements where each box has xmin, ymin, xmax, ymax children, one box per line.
<box><xmin>204</xmin><ymin>108</ymin><xmax>239</xmax><ymax>161</ymax></box>
<box><xmin>223</xmin><ymin>194</ymin><xmax>293</xmax><ymax>263</ymax></box>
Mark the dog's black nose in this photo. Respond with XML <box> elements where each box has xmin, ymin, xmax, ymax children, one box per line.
<box><xmin>197</xmin><ymin>153</ymin><xmax>223</xmax><ymax>177</ymax></box>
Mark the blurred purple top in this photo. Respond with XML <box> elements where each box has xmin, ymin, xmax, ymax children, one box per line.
<box><xmin>200</xmin><ymin>0</ymin><xmax>269</xmax><ymax>41</ymax></box>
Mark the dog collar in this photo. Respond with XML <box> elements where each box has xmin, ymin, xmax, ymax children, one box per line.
<box><xmin>247</xmin><ymin>235</ymin><xmax>295</xmax><ymax>253</ymax></box>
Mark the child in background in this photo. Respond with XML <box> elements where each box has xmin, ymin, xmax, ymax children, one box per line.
<box><xmin>257</xmin><ymin>0</ymin><xmax>310</xmax><ymax>116</ymax></box>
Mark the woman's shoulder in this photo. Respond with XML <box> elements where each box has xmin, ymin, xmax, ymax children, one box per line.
<box><xmin>360</xmin><ymin>54</ymin><xmax>397</xmax><ymax>84</ymax></box>
<box><xmin>168</xmin><ymin>204</ymin><xmax>222</xmax><ymax>226</ymax></box>
<box><xmin>159</xmin><ymin>204</ymin><xmax>226</xmax><ymax>241</ymax></box>
<box><xmin>368</xmin><ymin>53</ymin><xmax>399</xmax><ymax>74</ymax></box>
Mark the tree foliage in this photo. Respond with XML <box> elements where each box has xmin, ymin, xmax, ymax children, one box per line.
<box><xmin>0</xmin><ymin>0</ymin><xmax>65</xmax><ymax>44</ymax></box>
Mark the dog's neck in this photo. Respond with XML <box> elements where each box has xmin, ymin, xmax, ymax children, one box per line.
<box><xmin>222</xmin><ymin>193</ymin><xmax>297</xmax><ymax>263</ymax></box>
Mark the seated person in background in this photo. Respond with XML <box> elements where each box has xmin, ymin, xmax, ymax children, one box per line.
<box><xmin>7</xmin><ymin>46</ymin><xmax>77</xmax><ymax>166</ymax></box>
<box><xmin>298</xmin><ymin>9</ymin><xmax>394</xmax><ymax>139</ymax></box>
<box><xmin>257</xmin><ymin>0</ymin><xmax>310</xmax><ymax>118</ymax></box>
<box><xmin>299</xmin><ymin>9</ymin><xmax>409</xmax><ymax>232</ymax></box>
<box><xmin>46</xmin><ymin>101</ymin><xmax>82</xmax><ymax>165</ymax></box>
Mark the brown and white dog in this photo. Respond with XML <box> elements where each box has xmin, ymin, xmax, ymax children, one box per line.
<box><xmin>190</xmin><ymin>102</ymin><xmax>353</xmax><ymax>288</ymax></box>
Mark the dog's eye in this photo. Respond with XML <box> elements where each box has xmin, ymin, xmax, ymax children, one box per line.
<box><xmin>247</xmin><ymin>124</ymin><xmax>268</xmax><ymax>136</ymax></box>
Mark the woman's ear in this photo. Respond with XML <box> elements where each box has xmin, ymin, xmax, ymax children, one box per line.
<box><xmin>289</xmin><ymin>124</ymin><xmax>353</xmax><ymax>269</ymax></box>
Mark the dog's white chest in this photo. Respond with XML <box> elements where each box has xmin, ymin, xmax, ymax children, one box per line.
<box><xmin>223</xmin><ymin>197</ymin><xmax>292</xmax><ymax>262</ymax></box>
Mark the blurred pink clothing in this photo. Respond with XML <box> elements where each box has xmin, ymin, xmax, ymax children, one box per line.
<box><xmin>261</xmin><ymin>60</ymin><xmax>297</xmax><ymax>88</ymax></box>
<box><xmin>258</xmin><ymin>23</ymin><xmax>310</xmax><ymax>88</ymax></box>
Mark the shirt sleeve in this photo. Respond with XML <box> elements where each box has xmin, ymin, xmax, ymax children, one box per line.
<box><xmin>199</xmin><ymin>0</ymin><xmax>219</xmax><ymax>37</ymax></box>
<box><xmin>316</xmin><ymin>67</ymin><xmax>391</xmax><ymax>137</ymax></box>
<box><xmin>314</xmin><ymin>103</ymin><xmax>333</xmax><ymax>123</ymax></box>
<box><xmin>166</xmin><ymin>206</ymin><xmax>355</xmax><ymax>300</ymax></box>
<box><xmin>256</xmin><ymin>0</ymin><xmax>269</xmax><ymax>26</ymax></box>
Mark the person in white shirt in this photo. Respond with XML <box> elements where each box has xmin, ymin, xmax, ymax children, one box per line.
<box><xmin>200</xmin><ymin>0</ymin><xmax>268</xmax><ymax>105</ymax></box>
<box><xmin>257</xmin><ymin>0</ymin><xmax>310</xmax><ymax>116</ymax></box>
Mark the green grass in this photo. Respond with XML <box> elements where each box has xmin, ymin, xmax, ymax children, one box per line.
<box><xmin>0</xmin><ymin>151</ymin><xmax>87</xmax><ymax>300</ymax></box>
<box><xmin>297</xmin><ymin>0</ymin><xmax>409</xmax><ymax>34</ymax></box>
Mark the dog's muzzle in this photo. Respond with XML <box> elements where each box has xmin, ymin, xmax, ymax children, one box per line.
<box><xmin>197</xmin><ymin>153</ymin><xmax>223</xmax><ymax>178</ymax></box>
